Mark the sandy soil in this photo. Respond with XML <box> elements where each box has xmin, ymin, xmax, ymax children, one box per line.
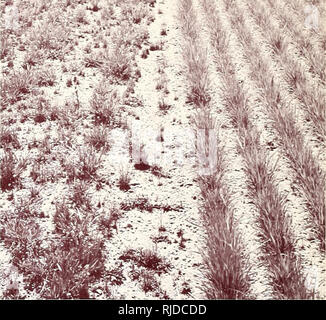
<box><xmin>0</xmin><ymin>0</ymin><xmax>325</xmax><ymax>300</ymax></box>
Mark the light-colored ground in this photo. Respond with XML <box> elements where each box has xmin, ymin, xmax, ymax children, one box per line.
<box><xmin>0</xmin><ymin>0</ymin><xmax>325</xmax><ymax>299</ymax></box>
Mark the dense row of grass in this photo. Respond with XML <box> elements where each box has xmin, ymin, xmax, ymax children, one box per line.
<box><xmin>245</xmin><ymin>0</ymin><xmax>325</xmax><ymax>140</ymax></box>
<box><xmin>178</xmin><ymin>0</ymin><xmax>251</xmax><ymax>299</ymax></box>
<box><xmin>202</xmin><ymin>0</ymin><xmax>312</xmax><ymax>299</ymax></box>
<box><xmin>223</xmin><ymin>0</ymin><xmax>325</xmax><ymax>253</ymax></box>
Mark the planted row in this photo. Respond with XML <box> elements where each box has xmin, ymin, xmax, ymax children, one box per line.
<box><xmin>202</xmin><ymin>0</ymin><xmax>311</xmax><ymax>299</ymax></box>
<box><xmin>178</xmin><ymin>0</ymin><xmax>251</xmax><ymax>299</ymax></box>
<box><xmin>224</xmin><ymin>0</ymin><xmax>325</xmax><ymax>252</ymax></box>
<box><xmin>245</xmin><ymin>0</ymin><xmax>325</xmax><ymax>140</ymax></box>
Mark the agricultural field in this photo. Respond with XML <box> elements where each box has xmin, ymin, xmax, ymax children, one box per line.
<box><xmin>0</xmin><ymin>0</ymin><xmax>325</xmax><ymax>300</ymax></box>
